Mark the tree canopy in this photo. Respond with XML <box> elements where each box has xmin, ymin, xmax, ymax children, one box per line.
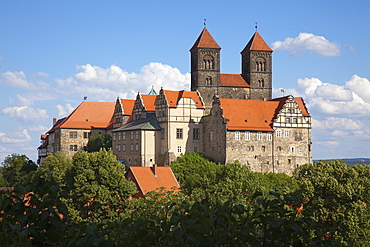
<box><xmin>0</xmin><ymin>153</ymin><xmax>37</xmax><ymax>186</ymax></box>
<box><xmin>87</xmin><ymin>133</ymin><xmax>112</xmax><ymax>152</ymax></box>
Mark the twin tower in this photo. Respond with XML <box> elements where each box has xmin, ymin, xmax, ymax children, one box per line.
<box><xmin>190</xmin><ymin>28</ymin><xmax>273</xmax><ymax>110</ymax></box>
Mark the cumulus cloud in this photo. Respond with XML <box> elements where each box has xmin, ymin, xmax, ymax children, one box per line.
<box><xmin>28</xmin><ymin>125</ymin><xmax>49</xmax><ymax>132</ymax></box>
<box><xmin>0</xmin><ymin>71</ymin><xmax>33</xmax><ymax>89</ymax></box>
<box><xmin>55</xmin><ymin>62</ymin><xmax>190</xmax><ymax>101</ymax></box>
<box><xmin>272</xmin><ymin>33</ymin><xmax>341</xmax><ymax>57</ymax></box>
<box><xmin>56</xmin><ymin>103</ymin><xmax>75</xmax><ymax>117</ymax></box>
<box><xmin>2</xmin><ymin>106</ymin><xmax>48</xmax><ymax>122</ymax></box>
<box><xmin>0</xmin><ymin>129</ymin><xmax>31</xmax><ymax>144</ymax></box>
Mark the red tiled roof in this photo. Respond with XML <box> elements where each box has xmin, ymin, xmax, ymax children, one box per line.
<box><xmin>163</xmin><ymin>90</ymin><xmax>204</xmax><ymax>109</ymax></box>
<box><xmin>50</xmin><ymin>102</ymin><xmax>115</xmax><ymax>130</ymax></box>
<box><xmin>241</xmin><ymin>31</ymin><xmax>273</xmax><ymax>53</ymax></box>
<box><xmin>190</xmin><ymin>28</ymin><xmax>221</xmax><ymax>51</ymax></box>
<box><xmin>219</xmin><ymin>98</ymin><xmax>279</xmax><ymax>131</ymax></box>
<box><xmin>141</xmin><ymin>95</ymin><xmax>158</xmax><ymax>112</ymax></box>
<box><xmin>38</xmin><ymin>135</ymin><xmax>49</xmax><ymax>149</ymax></box>
<box><xmin>270</xmin><ymin>96</ymin><xmax>310</xmax><ymax>117</ymax></box>
<box><xmin>127</xmin><ymin>166</ymin><xmax>180</xmax><ymax>198</ymax></box>
<box><xmin>220</xmin><ymin>74</ymin><xmax>250</xmax><ymax>87</ymax></box>
<box><xmin>120</xmin><ymin>99</ymin><xmax>135</xmax><ymax>115</ymax></box>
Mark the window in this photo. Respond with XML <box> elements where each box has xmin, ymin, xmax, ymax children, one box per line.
<box><xmin>285</xmin><ymin>130</ymin><xmax>289</xmax><ymax>137</ymax></box>
<box><xmin>286</xmin><ymin>118</ymin><xmax>290</xmax><ymax>123</ymax></box>
<box><xmin>290</xmin><ymin>146</ymin><xmax>295</xmax><ymax>152</ymax></box>
<box><xmin>118</xmin><ymin>133</ymin><xmax>121</xmax><ymax>140</ymax></box>
<box><xmin>70</xmin><ymin>131</ymin><xmax>77</xmax><ymax>138</ymax></box>
<box><xmin>123</xmin><ymin>133</ymin><xmax>126</xmax><ymax>140</ymax></box>
<box><xmin>123</xmin><ymin>144</ymin><xmax>126</xmax><ymax>151</ymax></box>
<box><xmin>113</xmin><ymin>133</ymin><xmax>116</xmax><ymax>141</ymax></box>
<box><xmin>210</xmin><ymin>132</ymin><xmax>214</xmax><ymax>141</ymax></box>
<box><xmin>277</xmin><ymin>146</ymin><xmax>282</xmax><ymax>152</ymax></box>
<box><xmin>161</xmin><ymin>146</ymin><xmax>164</xmax><ymax>154</ymax></box>
<box><xmin>288</xmin><ymin>159</ymin><xmax>292</xmax><ymax>164</ymax></box>
<box><xmin>299</xmin><ymin>147</ymin><xmax>302</xmax><ymax>153</ymax></box>
<box><xmin>276</xmin><ymin>130</ymin><xmax>281</xmax><ymax>137</ymax></box>
<box><xmin>268</xmin><ymin>132</ymin><xmax>272</xmax><ymax>141</ymax></box>
<box><xmin>117</xmin><ymin>144</ymin><xmax>121</xmax><ymax>151</ymax></box>
<box><xmin>257</xmin><ymin>131</ymin><xmax>262</xmax><ymax>140</ymax></box>
<box><xmin>245</xmin><ymin>131</ymin><xmax>250</xmax><ymax>141</ymax></box>
<box><xmin>261</xmin><ymin>146</ymin><xmax>266</xmax><ymax>152</ymax></box>
<box><xmin>135</xmin><ymin>131</ymin><xmax>139</xmax><ymax>140</ymax></box>
<box><xmin>130</xmin><ymin>144</ymin><xmax>134</xmax><ymax>151</ymax></box>
<box><xmin>70</xmin><ymin>145</ymin><xmax>77</xmax><ymax>151</ymax></box>
<box><xmin>293</xmin><ymin>118</ymin><xmax>297</xmax><ymax>123</ymax></box>
<box><xmin>205</xmin><ymin>76</ymin><xmax>212</xmax><ymax>86</ymax></box>
<box><xmin>176</xmin><ymin>128</ymin><xmax>183</xmax><ymax>139</ymax></box>
<box><xmin>83</xmin><ymin>132</ymin><xmax>90</xmax><ymax>139</ymax></box>
<box><xmin>161</xmin><ymin>128</ymin><xmax>165</xmax><ymax>139</ymax></box>
<box><xmin>131</xmin><ymin>132</ymin><xmax>134</xmax><ymax>140</ymax></box>
<box><xmin>135</xmin><ymin>143</ymin><xmax>139</xmax><ymax>151</ymax></box>
<box><xmin>177</xmin><ymin>146</ymin><xmax>182</xmax><ymax>153</ymax></box>
<box><xmin>235</xmin><ymin>131</ymin><xmax>240</xmax><ymax>140</ymax></box>
<box><xmin>194</xmin><ymin>146</ymin><xmax>199</xmax><ymax>153</ymax></box>
<box><xmin>247</xmin><ymin>146</ymin><xmax>254</xmax><ymax>151</ymax></box>
<box><xmin>193</xmin><ymin>128</ymin><xmax>200</xmax><ymax>140</ymax></box>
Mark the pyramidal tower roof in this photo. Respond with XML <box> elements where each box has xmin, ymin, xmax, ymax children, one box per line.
<box><xmin>190</xmin><ymin>28</ymin><xmax>221</xmax><ymax>51</ymax></box>
<box><xmin>241</xmin><ymin>31</ymin><xmax>273</xmax><ymax>53</ymax></box>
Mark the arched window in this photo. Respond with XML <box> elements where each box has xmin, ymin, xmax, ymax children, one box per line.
<box><xmin>258</xmin><ymin>79</ymin><xmax>264</xmax><ymax>88</ymax></box>
<box><xmin>203</xmin><ymin>55</ymin><xmax>214</xmax><ymax>70</ymax></box>
<box><xmin>205</xmin><ymin>76</ymin><xmax>212</xmax><ymax>85</ymax></box>
<box><xmin>256</xmin><ymin>58</ymin><xmax>266</xmax><ymax>72</ymax></box>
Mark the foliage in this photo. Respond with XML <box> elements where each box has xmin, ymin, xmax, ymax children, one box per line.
<box><xmin>0</xmin><ymin>153</ymin><xmax>37</xmax><ymax>186</ymax></box>
<box><xmin>87</xmin><ymin>133</ymin><xmax>112</xmax><ymax>152</ymax></box>
<box><xmin>0</xmin><ymin>169</ymin><xmax>68</xmax><ymax>246</ymax></box>
<box><xmin>65</xmin><ymin>149</ymin><xmax>137</xmax><ymax>222</ymax></box>
<box><xmin>38</xmin><ymin>151</ymin><xmax>72</xmax><ymax>187</ymax></box>
<box><xmin>293</xmin><ymin>160</ymin><xmax>370</xmax><ymax>245</ymax></box>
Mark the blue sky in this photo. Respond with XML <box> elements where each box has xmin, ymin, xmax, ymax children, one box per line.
<box><xmin>1</xmin><ymin>0</ymin><xmax>370</xmax><ymax>162</ymax></box>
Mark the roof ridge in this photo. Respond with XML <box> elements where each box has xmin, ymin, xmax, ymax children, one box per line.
<box><xmin>241</xmin><ymin>31</ymin><xmax>273</xmax><ymax>53</ymax></box>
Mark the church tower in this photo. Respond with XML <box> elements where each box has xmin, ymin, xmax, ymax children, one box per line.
<box><xmin>190</xmin><ymin>28</ymin><xmax>221</xmax><ymax>108</ymax></box>
<box><xmin>241</xmin><ymin>31</ymin><xmax>273</xmax><ymax>100</ymax></box>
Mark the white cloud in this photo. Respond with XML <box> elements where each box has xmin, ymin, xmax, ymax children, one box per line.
<box><xmin>56</xmin><ymin>103</ymin><xmax>75</xmax><ymax>117</ymax></box>
<box><xmin>272</xmin><ymin>33</ymin><xmax>341</xmax><ymax>57</ymax></box>
<box><xmin>28</xmin><ymin>125</ymin><xmax>49</xmax><ymax>132</ymax></box>
<box><xmin>0</xmin><ymin>129</ymin><xmax>31</xmax><ymax>144</ymax></box>
<box><xmin>9</xmin><ymin>94</ymin><xmax>35</xmax><ymax>106</ymax></box>
<box><xmin>0</xmin><ymin>71</ymin><xmax>33</xmax><ymax>89</ymax></box>
<box><xmin>2</xmin><ymin>106</ymin><xmax>48</xmax><ymax>122</ymax></box>
<box><xmin>55</xmin><ymin>62</ymin><xmax>190</xmax><ymax>101</ymax></box>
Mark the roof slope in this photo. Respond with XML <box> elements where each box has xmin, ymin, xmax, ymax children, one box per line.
<box><xmin>55</xmin><ymin>101</ymin><xmax>115</xmax><ymax>130</ymax></box>
<box><xmin>128</xmin><ymin>166</ymin><xmax>180</xmax><ymax>196</ymax></box>
<box><xmin>113</xmin><ymin>114</ymin><xmax>161</xmax><ymax>132</ymax></box>
<box><xmin>141</xmin><ymin>95</ymin><xmax>158</xmax><ymax>112</ymax></box>
<box><xmin>163</xmin><ymin>90</ymin><xmax>204</xmax><ymax>109</ymax></box>
<box><xmin>270</xmin><ymin>96</ymin><xmax>310</xmax><ymax>117</ymax></box>
<box><xmin>241</xmin><ymin>31</ymin><xmax>273</xmax><ymax>53</ymax></box>
<box><xmin>220</xmin><ymin>98</ymin><xmax>279</xmax><ymax>131</ymax></box>
<box><xmin>190</xmin><ymin>28</ymin><xmax>221</xmax><ymax>51</ymax></box>
<box><xmin>120</xmin><ymin>99</ymin><xmax>135</xmax><ymax>115</ymax></box>
<box><xmin>220</xmin><ymin>74</ymin><xmax>250</xmax><ymax>87</ymax></box>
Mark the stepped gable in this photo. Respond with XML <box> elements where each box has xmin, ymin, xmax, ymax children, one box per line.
<box><xmin>219</xmin><ymin>98</ymin><xmax>279</xmax><ymax>131</ymax></box>
<box><xmin>241</xmin><ymin>31</ymin><xmax>273</xmax><ymax>53</ymax></box>
<box><xmin>163</xmin><ymin>90</ymin><xmax>204</xmax><ymax>109</ymax></box>
<box><xmin>55</xmin><ymin>101</ymin><xmax>115</xmax><ymax>129</ymax></box>
<box><xmin>270</xmin><ymin>96</ymin><xmax>310</xmax><ymax>117</ymax></box>
<box><xmin>220</xmin><ymin>74</ymin><xmax>249</xmax><ymax>87</ymax></box>
<box><xmin>140</xmin><ymin>94</ymin><xmax>158</xmax><ymax>112</ymax></box>
<box><xmin>190</xmin><ymin>27</ymin><xmax>221</xmax><ymax>51</ymax></box>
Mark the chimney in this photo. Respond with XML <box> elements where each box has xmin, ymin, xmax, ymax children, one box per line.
<box><xmin>244</xmin><ymin>95</ymin><xmax>248</xmax><ymax>100</ymax></box>
<box><xmin>263</xmin><ymin>98</ymin><xmax>267</xmax><ymax>101</ymax></box>
<box><xmin>53</xmin><ymin>118</ymin><xmax>57</xmax><ymax>126</ymax></box>
<box><xmin>151</xmin><ymin>164</ymin><xmax>158</xmax><ymax>177</ymax></box>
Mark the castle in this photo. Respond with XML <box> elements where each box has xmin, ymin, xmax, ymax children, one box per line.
<box><xmin>38</xmin><ymin>28</ymin><xmax>312</xmax><ymax>175</ymax></box>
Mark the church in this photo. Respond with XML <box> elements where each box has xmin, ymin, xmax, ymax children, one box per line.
<box><xmin>38</xmin><ymin>27</ymin><xmax>312</xmax><ymax>175</ymax></box>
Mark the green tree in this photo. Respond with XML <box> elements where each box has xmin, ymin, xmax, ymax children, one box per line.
<box><xmin>294</xmin><ymin>160</ymin><xmax>370</xmax><ymax>245</ymax></box>
<box><xmin>1</xmin><ymin>153</ymin><xmax>37</xmax><ymax>186</ymax></box>
<box><xmin>0</xmin><ymin>170</ymin><xmax>68</xmax><ymax>246</ymax></box>
<box><xmin>66</xmin><ymin>149</ymin><xmax>136</xmax><ymax>222</ymax></box>
<box><xmin>87</xmin><ymin>133</ymin><xmax>112</xmax><ymax>152</ymax></box>
<box><xmin>38</xmin><ymin>151</ymin><xmax>72</xmax><ymax>187</ymax></box>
